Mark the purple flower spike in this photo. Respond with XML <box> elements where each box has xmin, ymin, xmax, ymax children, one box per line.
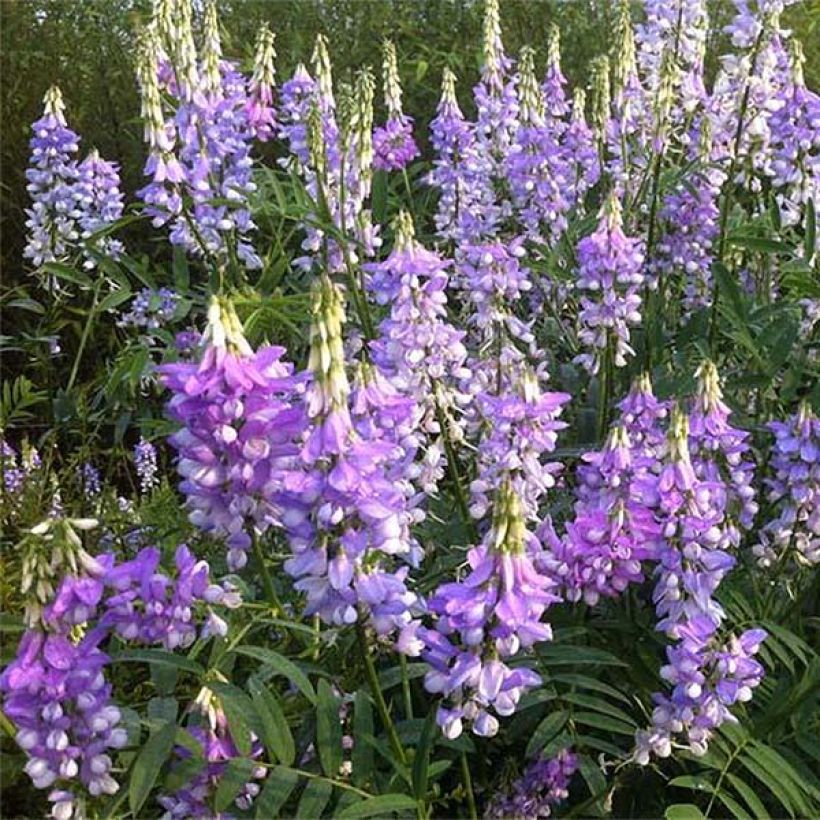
<box><xmin>159</xmin><ymin>297</ymin><xmax>304</xmax><ymax>571</ymax></box>
<box><xmin>421</xmin><ymin>481</ymin><xmax>558</xmax><ymax>738</ymax></box>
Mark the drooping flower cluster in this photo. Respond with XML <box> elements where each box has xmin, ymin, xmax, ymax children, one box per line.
<box><xmin>574</xmin><ymin>193</ymin><xmax>645</xmax><ymax>374</ymax></box>
<box><xmin>506</xmin><ymin>42</ymin><xmax>571</xmax><ymax>244</ymax></box>
<box><xmin>99</xmin><ymin>545</ymin><xmax>238</xmax><ymax>647</ymax></box>
<box><xmin>754</xmin><ymin>402</ymin><xmax>820</xmax><ymax>568</ymax></box>
<box><xmin>281</xmin><ymin>275</ymin><xmax>418</xmax><ymax>638</ymax></box>
<box><xmin>485</xmin><ymin>748</ymin><xmax>578</xmax><ymax>819</ymax></box>
<box><xmin>367</xmin><ymin>211</ymin><xmax>471</xmax><ymax>456</ymax></box>
<box><xmin>118</xmin><ymin>288</ymin><xmax>180</xmax><ymax>331</ymax></box>
<box><xmin>158</xmin><ymin>689</ymin><xmax>267</xmax><ymax>817</ymax></box>
<box><xmin>768</xmin><ymin>39</ymin><xmax>820</xmax><ymax>232</ymax></box>
<box><xmin>24</xmin><ymin>86</ymin><xmax>124</xmax><ymax>277</ymax></box>
<box><xmin>136</xmin><ymin>3</ymin><xmax>262</xmax><ymax>268</ymax></box>
<box><xmin>4</xmin><ymin>531</ymin><xmax>237</xmax><ymax>819</ymax></box>
<box><xmin>420</xmin><ymin>481</ymin><xmax>558</xmax><ymax>739</ymax></box>
<box><xmin>540</xmin><ymin>423</ymin><xmax>662</xmax><ymax>606</ymax></box>
<box><xmin>635</xmin><ymin>617</ymin><xmax>767</xmax><ymax>762</ymax></box>
<box><xmin>637</xmin><ymin>407</ymin><xmax>766</xmax><ymax>760</ymax></box>
<box><xmin>372</xmin><ymin>40</ymin><xmax>418</xmax><ymax>171</ymax></box>
<box><xmin>160</xmin><ymin>297</ymin><xmax>303</xmax><ymax>570</ymax></box>
<box><xmin>654</xmin><ymin>124</ymin><xmax>725</xmax><ymax>314</ymax></box>
<box><xmin>687</xmin><ymin>360</ymin><xmax>758</xmax><ymax>548</ymax></box>
<box><xmin>1</xmin><ymin>627</ymin><xmax>127</xmax><ymax>819</ymax></box>
<box><xmin>470</xmin><ymin>370</ymin><xmax>569</xmax><ymax>522</ymax></box>
<box><xmin>133</xmin><ymin>437</ymin><xmax>159</xmax><ymax>494</ymax></box>
<box><xmin>427</xmin><ymin>68</ymin><xmax>491</xmax><ymax>241</ymax></box>
<box><xmin>246</xmin><ymin>23</ymin><xmax>277</xmax><ymax>142</ymax></box>
<box><xmin>2</xmin><ymin>439</ymin><xmax>41</xmax><ymax>500</ymax></box>
<box><xmin>470</xmin><ymin>0</ymin><xmax>519</xmax><ymax>237</ymax></box>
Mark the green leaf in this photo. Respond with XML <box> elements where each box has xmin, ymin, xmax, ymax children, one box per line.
<box><xmin>147</xmin><ymin>697</ymin><xmax>178</xmax><ymax>724</ymax></box>
<box><xmin>726</xmin><ymin>773</ymin><xmax>769</xmax><ymax>819</ymax></box>
<box><xmin>747</xmin><ymin>742</ymin><xmax>813</xmax><ymax>815</ymax></box>
<box><xmin>98</xmin><ymin>287</ymin><xmax>132</xmax><ymax>313</ymax></box>
<box><xmin>537</xmin><ymin>645</ymin><xmax>628</xmax><ymax>667</ymax></box>
<box><xmin>234</xmin><ymin>645</ymin><xmax>316</xmax><ymax>703</ymax></box>
<box><xmin>549</xmin><ymin>673</ymin><xmax>632</xmax><ymax>705</ymax></box>
<box><xmin>41</xmin><ymin>262</ymin><xmax>92</xmax><ymax>287</ymax></box>
<box><xmin>316</xmin><ymin>679</ymin><xmax>343</xmax><ymax>778</ymax></box>
<box><xmin>215</xmin><ymin>757</ymin><xmax>256</xmax><ymax>813</ymax></box>
<box><xmin>352</xmin><ymin>689</ymin><xmax>374</xmax><ymax>788</ymax></box>
<box><xmin>296</xmin><ymin>779</ymin><xmax>334</xmax><ymax>818</ymax></box>
<box><xmin>128</xmin><ymin>720</ymin><xmax>177</xmax><ymax>816</ymax></box>
<box><xmin>571</xmin><ymin>712</ymin><xmax>635</xmax><ymax>736</ymax></box>
<box><xmin>412</xmin><ymin>707</ymin><xmax>437</xmax><ymax>801</ymax></box>
<box><xmin>714</xmin><ymin>790</ymin><xmax>752</xmax><ymax>819</ymax></box>
<box><xmin>559</xmin><ymin>693</ymin><xmax>636</xmax><ymax>725</ymax></box>
<box><xmin>208</xmin><ymin>682</ymin><xmax>255</xmax><ymax>757</ymax></box>
<box><xmin>712</xmin><ymin>261</ymin><xmax>748</xmax><ymax>323</ymax></box>
<box><xmin>728</xmin><ymin>233</ymin><xmax>793</xmax><ymax>254</ymax></box>
<box><xmin>337</xmin><ymin>793</ymin><xmax>418</xmax><ymax>818</ymax></box>
<box><xmin>739</xmin><ymin>754</ymin><xmax>795</xmax><ymax>817</ymax></box>
<box><xmin>254</xmin><ymin>766</ymin><xmax>300</xmax><ymax>819</ymax></box>
<box><xmin>664</xmin><ymin>805</ymin><xmax>707</xmax><ymax>820</ymax></box>
<box><xmin>577</xmin><ymin>754</ymin><xmax>607</xmax><ymax>817</ymax></box>
<box><xmin>247</xmin><ymin>679</ymin><xmax>295</xmax><ymax>766</ymax></box>
<box><xmin>669</xmin><ymin>775</ymin><xmax>715</xmax><ymax>793</ymax></box>
<box><xmin>526</xmin><ymin>711</ymin><xmax>568</xmax><ymax>757</ymax></box>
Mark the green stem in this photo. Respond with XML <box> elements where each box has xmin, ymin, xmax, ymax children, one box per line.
<box><xmin>399</xmin><ymin>654</ymin><xmax>414</xmax><ymax>720</ymax></box>
<box><xmin>355</xmin><ymin>619</ymin><xmax>407</xmax><ymax>767</ymax></box>
<box><xmin>402</xmin><ymin>167</ymin><xmax>417</xmax><ymax>226</ymax></box>
<box><xmin>597</xmin><ymin>337</ymin><xmax>613</xmax><ymax>441</ymax></box>
<box><xmin>66</xmin><ymin>280</ymin><xmax>102</xmax><ymax>394</ymax></box>
<box><xmin>0</xmin><ymin>708</ymin><xmax>16</xmax><ymax>739</ymax></box>
<box><xmin>460</xmin><ymin>751</ymin><xmax>478</xmax><ymax>820</ymax></box>
<box><xmin>251</xmin><ymin>531</ymin><xmax>281</xmax><ymax>615</ymax></box>
<box><xmin>434</xmin><ymin>398</ymin><xmax>474</xmax><ymax>536</ymax></box>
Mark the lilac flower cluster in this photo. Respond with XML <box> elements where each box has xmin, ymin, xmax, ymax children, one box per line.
<box><xmin>427</xmin><ymin>68</ymin><xmax>492</xmax><ymax>241</ymax></box>
<box><xmin>136</xmin><ymin>4</ymin><xmax>262</xmax><ymax>268</ymax></box>
<box><xmin>1</xmin><ymin>627</ymin><xmax>126</xmax><ymax>819</ymax></box>
<box><xmin>419</xmin><ymin>481</ymin><xmax>558</xmax><ymax>739</ymax></box>
<box><xmin>100</xmin><ymin>545</ymin><xmax>238</xmax><ymax>648</ymax></box>
<box><xmin>485</xmin><ymin>748</ymin><xmax>578</xmax><ymax>819</ymax></box>
<box><xmin>118</xmin><ymin>287</ymin><xmax>180</xmax><ymax>331</ymax></box>
<box><xmin>246</xmin><ymin>24</ymin><xmax>277</xmax><ymax>142</ymax></box>
<box><xmin>134</xmin><ymin>437</ymin><xmax>159</xmax><ymax>494</ymax></box>
<box><xmin>367</xmin><ymin>211</ymin><xmax>471</xmax><ymax>454</ymax></box>
<box><xmin>654</xmin><ymin>125</ymin><xmax>725</xmax><ymax>314</ymax></box>
<box><xmin>754</xmin><ymin>402</ymin><xmax>820</xmax><ymax>568</ymax></box>
<box><xmin>2</xmin><ymin>440</ymin><xmax>41</xmax><ymax>498</ymax></box>
<box><xmin>4</xmin><ymin>535</ymin><xmax>238</xmax><ymax>817</ymax></box>
<box><xmin>768</xmin><ymin>39</ymin><xmax>820</xmax><ymax>231</ymax></box>
<box><xmin>540</xmin><ymin>423</ymin><xmax>661</xmax><ymax>606</ymax></box>
<box><xmin>574</xmin><ymin>193</ymin><xmax>645</xmax><ymax>375</ymax></box>
<box><xmin>24</xmin><ymin>86</ymin><xmax>124</xmax><ymax>277</ymax></box>
<box><xmin>160</xmin><ymin>297</ymin><xmax>303</xmax><ymax>570</ymax></box>
<box><xmin>637</xmin><ymin>406</ymin><xmax>766</xmax><ymax>760</ymax></box>
<box><xmin>281</xmin><ymin>275</ymin><xmax>418</xmax><ymax>638</ymax></box>
<box><xmin>372</xmin><ymin>40</ymin><xmax>418</xmax><ymax>172</ymax></box>
<box><xmin>79</xmin><ymin>463</ymin><xmax>101</xmax><ymax>497</ymax></box>
<box><xmin>470</xmin><ymin>373</ymin><xmax>569</xmax><ymax>522</ymax></box>
<box><xmin>159</xmin><ymin>696</ymin><xmax>266</xmax><ymax>817</ymax></box>
<box><xmin>636</xmin><ymin>617</ymin><xmax>767</xmax><ymax>762</ymax></box>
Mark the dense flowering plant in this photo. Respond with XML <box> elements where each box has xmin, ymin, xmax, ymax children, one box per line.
<box><xmin>3</xmin><ymin>0</ymin><xmax>819</xmax><ymax>818</ymax></box>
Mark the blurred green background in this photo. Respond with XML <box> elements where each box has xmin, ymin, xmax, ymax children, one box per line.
<box><xmin>2</xmin><ymin>0</ymin><xmax>818</xmax><ymax>280</ymax></box>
